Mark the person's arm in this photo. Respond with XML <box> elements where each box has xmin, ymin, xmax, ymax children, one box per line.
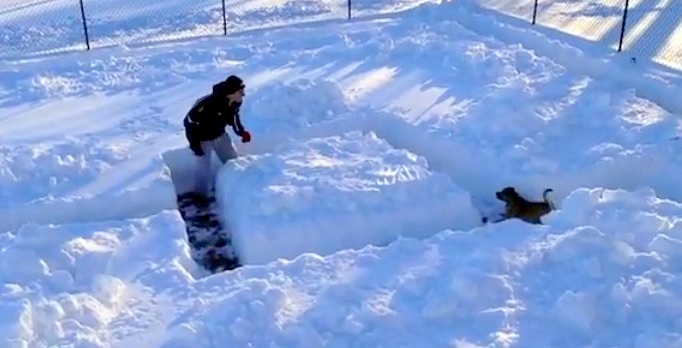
<box><xmin>227</xmin><ymin>102</ymin><xmax>251</xmax><ymax>142</ymax></box>
<box><xmin>230</xmin><ymin>105</ymin><xmax>246</xmax><ymax>136</ymax></box>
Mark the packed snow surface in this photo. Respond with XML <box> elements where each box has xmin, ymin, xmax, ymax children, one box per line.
<box><xmin>1</xmin><ymin>0</ymin><xmax>682</xmax><ymax>347</ymax></box>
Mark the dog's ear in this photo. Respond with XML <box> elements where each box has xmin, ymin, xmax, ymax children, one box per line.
<box><xmin>501</xmin><ymin>187</ymin><xmax>516</xmax><ymax>196</ymax></box>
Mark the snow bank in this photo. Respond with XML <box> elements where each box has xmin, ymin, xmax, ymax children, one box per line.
<box><xmin>0</xmin><ymin>210</ymin><xmax>197</xmax><ymax>347</ymax></box>
<box><xmin>366</xmin><ymin>56</ymin><xmax>682</xmax><ymax>208</ymax></box>
<box><xmin>452</xmin><ymin>0</ymin><xmax>682</xmax><ymax>114</ymax></box>
<box><xmin>0</xmin><ymin>138</ymin><xmax>177</xmax><ymax>232</ymax></box>
<box><xmin>215</xmin><ymin>130</ymin><xmax>480</xmax><ymax>265</ymax></box>
<box><xmin>154</xmin><ymin>220</ymin><xmax>521</xmax><ymax>348</ymax></box>
<box><xmin>237</xmin><ymin>78</ymin><xmax>363</xmax><ymax>155</ymax></box>
<box><xmin>513</xmin><ymin>187</ymin><xmax>682</xmax><ymax>347</ymax></box>
<box><xmin>149</xmin><ymin>187</ymin><xmax>682</xmax><ymax>347</ymax></box>
<box><xmin>0</xmin><ymin>138</ymin><xmax>127</xmax><ymax>208</ymax></box>
<box><xmin>352</xmin><ymin>0</ymin><xmax>441</xmax><ymax>13</ymax></box>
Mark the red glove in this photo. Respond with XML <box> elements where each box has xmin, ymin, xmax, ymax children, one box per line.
<box><xmin>240</xmin><ymin>130</ymin><xmax>251</xmax><ymax>143</ymax></box>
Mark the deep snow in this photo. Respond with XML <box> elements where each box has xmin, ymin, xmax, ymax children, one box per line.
<box><xmin>216</xmin><ymin>130</ymin><xmax>480</xmax><ymax>265</ymax></box>
<box><xmin>1</xmin><ymin>0</ymin><xmax>682</xmax><ymax>347</ymax></box>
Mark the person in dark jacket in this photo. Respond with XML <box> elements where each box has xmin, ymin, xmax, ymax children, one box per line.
<box><xmin>183</xmin><ymin>75</ymin><xmax>251</xmax><ymax>197</ymax></box>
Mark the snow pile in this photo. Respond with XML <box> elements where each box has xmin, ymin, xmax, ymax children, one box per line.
<box><xmin>0</xmin><ymin>137</ymin><xmax>176</xmax><ymax>232</ymax></box>
<box><xmin>0</xmin><ymin>210</ymin><xmax>196</xmax><ymax>347</ymax></box>
<box><xmin>157</xmin><ymin>225</ymin><xmax>517</xmax><ymax>348</ymax></box>
<box><xmin>215</xmin><ymin>130</ymin><xmax>480</xmax><ymax>265</ymax></box>
<box><xmin>351</xmin><ymin>0</ymin><xmax>442</xmax><ymax>15</ymax></box>
<box><xmin>227</xmin><ymin>0</ymin><xmax>336</xmax><ymax>27</ymax></box>
<box><xmin>239</xmin><ymin>78</ymin><xmax>360</xmax><ymax>154</ymax></box>
<box><xmin>0</xmin><ymin>139</ymin><xmax>124</xmax><ymax>207</ymax></box>
<box><xmin>162</xmin><ymin>188</ymin><xmax>682</xmax><ymax>347</ymax></box>
<box><xmin>513</xmin><ymin>187</ymin><xmax>682</xmax><ymax>347</ymax></box>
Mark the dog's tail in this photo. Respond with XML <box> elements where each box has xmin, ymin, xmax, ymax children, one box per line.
<box><xmin>543</xmin><ymin>188</ymin><xmax>556</xmax><ymax>210</ymax></box>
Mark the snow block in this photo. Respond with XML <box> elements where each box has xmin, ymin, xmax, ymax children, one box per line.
<box><xmin>235</xmin><ymin>78</ymin><xmax>361</xmax><ymax>155</ymax></box>
<box><xmin>215</xmin><ymin>130</ymin><xmax>480</xmax><ymax>265</ymax></box>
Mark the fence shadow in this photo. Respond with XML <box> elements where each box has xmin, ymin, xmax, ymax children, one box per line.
<box><xmin>0</xmin><ymin>1</ymin><xmax>87</xmax><ymax>58</ymax></box>
<box><xmin>473</xmin><ymin>0</ymin><xmax>681</xmax><ymax>74</ymax></box>
<box><xmin>0</xmin><ymin>0</ymin><xmax>351</xmax><ymax>61</ymax></box>
<box><xmin>621</xmin><ymin>0</ymin><xmax>682</xmax><ymax>70</ymax></box>
<box><xmin>0</xmin><ymin>0</ymin><xmax>679</xmax><ymax>79</ymax></box>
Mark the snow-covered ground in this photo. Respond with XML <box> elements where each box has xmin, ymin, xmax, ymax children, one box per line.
<box><xmin>0</xmin><ymin>0</ymin><xmax>437</xmax><ymax>59</ymax></box>
<box><xmin>2</xmin><ymin>0</ymin><xmax>682</xmax><ymax>346</ymax></box>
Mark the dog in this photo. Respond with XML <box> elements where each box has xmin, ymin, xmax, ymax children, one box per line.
<box><xmin>485</xmin><ymin>186</ymin><xmax>555</xmax><ymax>224</ymax></box>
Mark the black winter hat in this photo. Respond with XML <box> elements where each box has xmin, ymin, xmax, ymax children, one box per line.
<box><xmin>213</xmin><ymin>75</ymin><xmax>245</xmax><ymax>96</ymax></box>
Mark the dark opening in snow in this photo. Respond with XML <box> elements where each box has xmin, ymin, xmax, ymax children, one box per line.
<box><xmin>162</xmin><ymin>148</ymin><xmax>241</xmax><ymax>273</ymax></box>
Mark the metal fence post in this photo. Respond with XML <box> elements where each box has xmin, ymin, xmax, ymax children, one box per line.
<box><xmin>221</xmin><ymin>0</ymin><xmax>227</xmax><ymax>35</ymax></box>
<box><xmin>78</xmin><ymin>0</ymin><xmax>91</xmax><ymax>50</ymax></box>
<box><xmin>531</xmin><ymin>0</ymin><xmax>539</xmax><ymax>25</ymax></box>
<box><xmin>348</xmin><ymin>0</ymin><xmax>351</xmax><ymax>20</ymax></box>
<box><xmin>617</xmin><ymin>0</ymin><xmax>630</xmax><ymax>52</ymax></box>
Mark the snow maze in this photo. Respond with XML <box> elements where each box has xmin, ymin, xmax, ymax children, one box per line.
<box><xmin>162</xmin><ymin>79</ymin><xmax>483</xmax><ymax>271</ymax></box>
<box><xmin>160</xmin><ymin>78</ymin><xmax>682</xmax><ymax>273</ymax></box>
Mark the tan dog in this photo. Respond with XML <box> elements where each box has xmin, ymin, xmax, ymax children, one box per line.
<box><xmin>487</xmin><ymin>186</ymin><xmax>555</xmax><ymax>224</ymax></box>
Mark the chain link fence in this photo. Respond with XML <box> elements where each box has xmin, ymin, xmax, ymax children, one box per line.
<box><xmin>476</xmin><ymin>0</ymin><xmax>681</xmax><ymax>72</ymax></box>
<box><xmin>618</xmin><ymin>0</ymin><xmax>681</xmax><ymax>71</ymax></box>
<box><xmin>0</xmin><ymin>0</ymin><xmax>87</xmax><ymax>58</ymax></box>
<box><xmin>532</xmin><ymin>0</ymin><xmax>626</xmax><ymax>47</ymax></box>
<box><xmin>82</xmin><ymin>0</ymin><xmax>225</xmax><ymax>49</ymax></box>
<box><xmin>2</xmin><ymin>0</ymin><xmax>679</xmax><ymax>70</ymax></box>
<box><xmin>0</xmin><ymin>0</ymin><xmax>351</xmax><ymax>60</ymax></box>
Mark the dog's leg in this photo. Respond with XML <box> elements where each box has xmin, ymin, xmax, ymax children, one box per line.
<box><xmin>491</xmin><ymin>212</ymin><xmax>509</xmax><ymax>223</ymax></box>
<box><xmin>482</xmin><ymin>213</ymin><xmax>508</xmax><ymax>224</ymax></box>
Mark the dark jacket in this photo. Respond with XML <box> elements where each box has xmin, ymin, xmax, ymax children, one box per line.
<box><xmin>183</xmin><ymin>93</ymin><xmax>246</xmax><ymax>143</ymax></box>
